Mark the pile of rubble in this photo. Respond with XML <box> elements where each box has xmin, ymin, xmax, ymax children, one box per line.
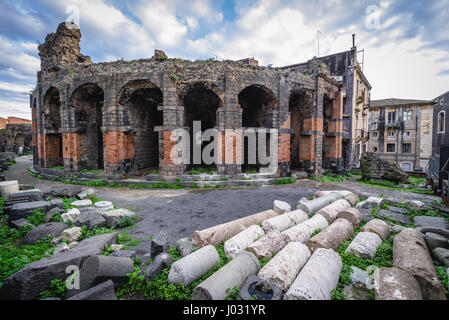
<box><xmin>0</xmin><ymin>152</ymin><xmax>15</xmax><ymax>174</ymax></box>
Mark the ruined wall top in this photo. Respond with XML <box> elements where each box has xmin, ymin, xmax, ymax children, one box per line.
<box><xmin>38</xmin><ymin>22</ymin><xmax>92</xmax><ymax>73</ymax></box>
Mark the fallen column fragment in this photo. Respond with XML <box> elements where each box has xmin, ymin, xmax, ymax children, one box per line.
<box><xmin>192</xmin><ymin>251</ymin><xmax>260</xmax><ymax>300</ymax></box>
<box><xmin>262</xmin><ymin>210</ymin><xmax>308</xmax><ymax>233</ymax></box>
<box><xmin>336</xmin><ymin>208</ymin><xmax>363</xmax><ymax>228</ymax></box>
<box><xmin>306</xmin><ymin>218</ymin><xmax>354</xmax><ymax>253</ymax></box>
<box><xmin>361</xmin><ymin>219</ymin><xmax>391</xmax><ymax>241</ymax></box>
<box><xmin>281</xmin><ymin>214</ymin><xmax>329</xmax><ymax>244</ymax></box>
<box><xmin>168</xmin><ymin>245</ymin><xmax>220</xmax><ymax>286</ymax></box>
<box><xmin>224</xmin><ymin>225</ymin><xmax>265</xmax><ymax>259</ymax></box>
<box><xmin>273</xmin><ymin>200</ymin><xmax>291</xmax><ymax>214</ymax></box>
<box><xmin>296</xmin><ymin>193</ymin><xmax>342</xmax><ymax>216</ymax></box>
<box><xmin>284</xmin><ymin>248</ymin><xmax>342</xmax><ymax>300</ymax></box>
<box><xmin>314</xmin><ymin>190</ymin><xmax>359</xmax><ymax>206</ymax></box>
<box><xmin>374</xmin><ymin>267</ymin><xmax>423</xmax><ymax>300</ymax></box>
<box><xmin>192</xmin><ymin>210</ymin><xmax>278</xmax><ymax>248</ymax></box>
<box><xmin>246</xmin><ymin>230</ymin><xmax>286</xmax><ymax>259</ymax></box>
<box><xmin>393</xmin><ymin>228</ymin><xmax>446</xmax><ymax>300</ymax></box>
<box><xmin>258</xmin><ymin>242</ymin><xmax>311</xmax><ymax>291</ymax></box>
<box><xmin>346</xmin><ymin>232</ymin><xmax>382</xmax><ymax>259</ymax></box>
<box><xmin>315</xmin><ymin>199</ymin><xmax>351</xmax><ymax>223</ymax></box>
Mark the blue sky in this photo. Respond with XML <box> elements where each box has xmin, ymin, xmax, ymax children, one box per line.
<box><xmin>1</xmin><ymin>0</ymin><xmax>449</xmax><ymax>118</ymax></box>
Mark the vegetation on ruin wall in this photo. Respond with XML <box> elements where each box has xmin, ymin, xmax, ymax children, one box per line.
<box><xmin>314</xmin><ymin>172</ymin><xmax>354</xmax><ymax>183</ymax></box>
<box><xmin>359</xmin><ymin>177</ymin><xmax>433</xmax><ymax>195</ymax></box>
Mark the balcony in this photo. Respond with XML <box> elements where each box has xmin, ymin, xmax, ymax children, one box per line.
<box><xmin>385</xmin><ymin>121</ymin><xmax>401</xmax><ymax>128</ymax></box>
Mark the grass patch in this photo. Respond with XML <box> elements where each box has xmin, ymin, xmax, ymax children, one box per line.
<box><xmin>274</xmin><ymin>177</ymin><xmax>296</xmax><ymax>185</ymax></box>
<box><xmin>315</xmin><ymin>173</ymin><xmax>352</xmax><ymax>183</ymax></box>
<box><xmin>435</xmin><ymin>262</ymin><xmax>449</xmax><ymax>299</ymax></box>
<box><xmin>359</xmin><ymin>178</ymin><xmax>433</xmax><ymax>195</ymax></box>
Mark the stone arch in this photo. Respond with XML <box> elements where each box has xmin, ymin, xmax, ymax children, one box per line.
<box><xmin>42</xmin><ymin>86</ymin><xmax>63</xmax><ymax>167</ymax></box>
<box><xmin>118</xmin><ymin>80</ymin><xmax>163</xmax><ymax>173</ymax></box>
<box><xmin>43</xmin><ymin>87</ymin><xmax>62</xmax><ymax>132</ymax></box>
<box><xmin>180</xmin><ymin>81</ymin><xmax>224</xmax><ymax>171</ymax></box>
<box><xmin>70</xmin><ymin>83</ymin><xmax>105</xmax><ymax>170</ymax></box>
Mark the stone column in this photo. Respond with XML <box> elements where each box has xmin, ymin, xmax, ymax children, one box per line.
<box><xmin>296</xmin><ymin>193</ymin><xmax>343</xmax><ymax>216</ymax></box>
<box><xmin>282</xmin><ymin>214</ymin><xmax>329</xmax><ymax>244</ymax></box>
<box><xmin>224</xmin><ymin>225</ymin><xmax>265</xmax><ymax>259</ymax></box>
<box><xmin>262</xmin><ymin>210</ymin><xmax>308</xmax><ymax>233</ymax></box>
<box><xmin>306</xmin><ymin>218</ymin><xmax>354</xmax><ymax>253</ymax></box>
<box><xmin>284</xmin><ymin>248</ymin><xmax>342</xmax><ymax>300</ymax></box>
<box><xmin>315</xmin><ymin>199</ymin><xmax>351</xmax><ymax>223</ymax></box>
<box><xmin>346</xmin><ymin>232</ymin><xmax>382</xmax><ymax>259</ymax></box>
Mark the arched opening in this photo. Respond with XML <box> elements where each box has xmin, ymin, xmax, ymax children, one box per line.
<box><xmin>71</xmin><ymin>83</ymin><xmax>105</xmax><ymax>170</ymax></box>
<box><xmin>322</xmin><ymin>94</ymin><xmax>333</xmax><ymax>162</ymax></box>
<box><xmin>289</xmin><ymin>90</ymin><xmax>310</xmax><ymax>170</ymax></box>
<box><xmin>119</xmin><ymin>80</ymin><xmax>163</xmax><ymax>173</ymax></box>
<box><xmin>43</xmin><ymin>87</ymin><xmax>63</xmax><ymax>167</ymax></box>
<box><xmin>239</xmin><ymin>85</ymin><xmax>278</xmax><ymax>172</ymax></box>
<box><xmin>182</xmin><ymin>82</ymin><xmax>222</xmax><ymax>171</ymax></box>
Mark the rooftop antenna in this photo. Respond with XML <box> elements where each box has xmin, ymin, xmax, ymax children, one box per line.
<box><xmin>317</xmin><ymin>30</ymin><xmax>322</xmax><ymax>57</ymax></box>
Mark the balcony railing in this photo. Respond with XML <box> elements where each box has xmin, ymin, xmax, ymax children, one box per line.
<box><xmin>385</xmin><ymin>120</ymin><xmax>401</xmax><ymax>128</ymax></box>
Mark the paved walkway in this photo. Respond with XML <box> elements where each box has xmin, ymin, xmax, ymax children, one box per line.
<box><xmin>4</xmin><ymin>157</ymin><xmax>440</xmax><ymax>242</ymax></box>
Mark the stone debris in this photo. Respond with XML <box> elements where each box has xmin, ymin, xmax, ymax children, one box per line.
<box><xmin>402</xmin><ymin>200</ymin><xmax>427</xmax><ymax>212</ymax></box>
<box><xmin>100</xmin><ymin>208</ymin><xmax>136</xmax><ymax>228</ymax></box>
<box><xmin>70</xmin><ymin>199</ymin><xmax>92</xmax><ymax>208</ymax></box>
<box><xmin>356</xmin><ymin>197</ymin><xmax>384</xmax><ymax>209</ymax></box>
<box><xmin>110</xmin><ymin>244</ymin><xmax>124</xmax><ymax>252</ymax></box>
<box><xmin>61</xmin><ymin>227</ymin><xmax>82</xmax><ymax>242</ymax></box>
<box><xmin>432</xmin><ymin>248</ymin><xmax>449</xmax><ymax>267</ymax></box>
<box><xmin>346</xmin><ymin>232</ymin><xmax>383</xmax><ymax>259</ymax></box>
<box><xmin>51</xmin><ymin>186</ymin><xmax>83</xmax><ymax>198</ymax></box>
<box><xmin>21</xmin><ymin>222</ymin><xmax>68</xmax><ymax>245</ymax></box>
<box><xmin>314</xmin><ymin>190</ymin><xmax>359</xmax><ymax>206</ymax></box>
<box><xmin>94</xmin><ymin>201</ymin><xmax>114</xmax><ymax>211</ymax></box>
<box><xmin>10</xmin><ymin>218</ymin><xmax>35</xmax><ymax>229</ymax></box>
<box><xmin>296</xmin><ymin>193</ymin><xmax>342</xmax><ymax>216</ymax></box>
<box><xmin>45</xmin><ymin>207</ymin><xmax>65</xmax><ymax>223</ymax></box>
<box><xmin>67</xmin><ymin>280</ymin><xmax>117</xmax><ymax>300</ymax></box>
<box><xmin>413</xmin><ymin>216</ymin><xmax>449</xmax><ymax>229</ymax></box>
<box><xmin>315</xmin><ymin>199</ymin><xmax>351</xmax><ymax>223</ymax></box>
<box><xmin>151</xmin><ymin>231</ymin><xmax>171</xmax><ymax>258</ymax></box>
<box><xmin>0</xmin><ymin>180</ymin><xmax>19</xmax><ymax>197</ymax></box>
<box><xmin>261</xmin><ymin>210</ymin><xmax>308</xmax><ymax>233</ymax></box>
<box><xmin>424</xmin><ymin>232</ymin><xmax>449</xmax><ymax>252</ymax></box>
<box><xmin>393</xmin><ymin>228</ymin><xmax>446</xmax><ymax>300</ymax></box>
<box><xmin>306</xmin><ymin>218</ymin><xmax>354</xmax><ymax>253</ymax></box>
<box><xmin>238</xmin><ymin>275</ymin><xmax>282</xmax><ymax>300</ymax></box>
<box><xmin>374</xmin><ymin>267</ymin><xmax>423</xmax><ymax>300</ymax></box>
<box><xmin>145</xmin><ymin>253</ymin><xmax>174</xmax><ymax>282</ymax></box>
<box><xmin>246</xmin><ymin>230</ymin><xmax>286</xmax><ymax>259</ymax></box>
<box><xmin>258</xmin><ymin>242</ymin><xmax>311</xmax><ymax>291</ymax></box>
<box><xmin>282</xmin><ymin>214</ymin><xmax>329</xmax><ymax>244</ymax></box>
<box><xmin>361</xmin><ymin>219</ymin><xmax>391</xmax><ymax>241</ymax></box>
<box><xmin>52</xmin><ymin>243</ymin><xmax>70</xmax><ymax>256</ymax></box>
<box><xmin>74</xmin><ymin>209</ymin><xmax>107</xmax><ymax>229</ymax></box>
<box><xmin>61</xmin><ymin>208</ymin><xmax>81</xmax><ymax>223</ymax></box>
<box><xmin>284</xmin><ymin>248</ymin><xmax>342</xmax><ymax>300</ymax></box>
<box><xmin>175</xmin><ymin>238</ymin><xmax>195</xmax><ymax>257</ymax></box>
<box><xmin>273</xmin><ymin>200</ymin><xmax>291</xmax><ymax>214</ymax></box>
<box><xmin>7</xmin><ymin>189</ymin><xmax>42</xmax><ymax>204</ymax></box>
<box><xmin>192</xmin><ymin>251</ymin><xmax>260</xmax><ymax>300</ymax></box>
<box><xmin>8</xmin><ymin>201</ymin><xmax>52</xmax><ymax>221</ymax></box>
<box><xmin>76</xmin><ymin>188</ymin><xmax>95</xmax><ymax>200</ymax></box>
<box><xmin>168</xmin><ymin>245</ymin><xmax>219</xmax><ymax>286</ymax></box>
<box><xmin>192</xmin><ymin>209</ymin><xmax>278</xmax><ymax>247</ymax></box>
<box><xmin>336</xmin><ymin>208</ymin><xmax>362</xmax><ymax>228</ymax></box>
<box><xmin>376</xmin><ymin>209</ymin><xmax>412</xmax><ymax>226</ymax></box>
<box><xmin>224</xmin><ymin>225</ymin><xmax>265</xmax><ymax>259</ymax></box>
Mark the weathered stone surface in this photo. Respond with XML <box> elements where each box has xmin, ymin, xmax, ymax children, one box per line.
<box><xmin>192</xmin><ymin>251</ymin><xmax>260</xmax><ymax>300</ymax></box>
<box><xmin>224</xmin><ymin>225</ymin><xmax>265</xmax><ymax>259</ymax></box>
<box><xmin>402</xmin><ymin>200</ymin><xmax>427</xmax><ymax>212</ymax></box>
<box><xmin>284</xmin><ymin>248</ymin><xmax>342</xmax><ymax>300</ymax></box>
<box><xmin>343</xmin><ymin>285</ymin><xmax>373</xmax><ymax>300</ymax></box>
<box><xmin>67</xmin><ymin>280</ymin><xmax>117</xmax><ymax>300</ymax></box>
<box><xmin>336</xmin><ymin>208</ymin><xmax>363</xmax><ymax>228</ymax></box>
<box><xmin>145</xmin><ymin>253</ymin><xmax>174</xmax><ymax>281</ymax></box>
<box><xmin>393</xmin><ymin>228</ymin><xmax>446</xmax><ymax>300</ymax></box>
<box><xmin>316</xmin><ymin>199</ymin><xmax>351</xmax><ymax>223</ymax></box>
<box><xmin>71</xmin><ymin>199</ymin><xmax>92</xmax><ymax>208</ymax></box>
<box><xmin>424</xmin><ymin>232</ymin><xmax>449</xmax><ymax>252</ymax></box>
<box><xmin>100</xmin><ymin>208</ymin><xmax>136</xmax><ymax>228</ymax></box>
<box><xmin>7</xmin><ymin>189</ymin><xmax>42</xmax><ymax>203</ymax></box>
<box><xmin>432</xmin><ymin>248</ymin><xmax>449</xmax><ymax>267</ymax></box>
<box><xmin>416</xmin><ymin>227</ymin><xmax>449</xmax><ymax>240</ymax></box>
<box><xmin>45</xmin><ymin>207</ymin><xmax>64</xmax><ymax>223</ymax></box>
<box><xmin>346</xmin><ymin>232</ymin><xmax>383</xmax><ymax>259</ymax></box>
<box><xmin>74</xmin><ymin>210</ymin><xmax>106</xmax><ymax>230</ymax></box>
<box><xmin>192</xmin><ymin>210</ymin><xmax>278</xmax><ymax>248</ymax></box>
<box><xmin>135</xmin><ymin>240</ymin><xmax>152</xmax><ymax>256</ymax></box>
<box><xmin>51</xmin><ymin>186</ymin><xmax>83</xmax><ymax>198</ymax></box>
<box><xmin>296</xmin><ymin>193</ymin><xmax>342</xmax><ymax>216</ymax></box>
<box><xmin>110</xmin><ymin>250</ymin><xmax>137</xmax><ymax>259</ymax></box>
<box><xmin>175</xmin><ymin>238</ymin><xmax>195</xmax><ymax>257</ymax></box>
<box><xmin>0</xmin><ymin>180</ymin><xmax>19</xmax><ymax>197</ymax></box>
<box><xmin>282</xmin><ymin>214</ymin><xmax>329</xmax><ymax>244</ymax></box>
<box><xmin>76</xmin><ymin>188</ymin><xmax>95</xmax><ymax>200</ymax></box>
<box><xmin>261</xmin><ymin>210</ymin><xmax>308</xmax><ymax>232</ymax></box>
<box><xmin>314</xmin><ymin>190</ymin><xmax>359</xmax><ymax>206</ymax></box>
<box><xmin>374</xmin><ymin>267</ymin><xmax>423</xmax><ymax>300</ymax></box>
<box><xmin>61</xmin><ymin>208</ymin><xmax>81</xmax><ymax>223</ymax></box>
<box><xmin>246</xmin><ymin>230</ymin><xmax>286</xmax><ymax>259</ymax></box>
<box><xmin>388</xmin><ymin>206</ymin><xmax>408</xmax><ymax>214</ymax></box>
<box><xmin>79</xmin><ymin>255</ymin><xmax>134</xmax><ymax>292</ymax></box>
<box><xmin>356</xmin><ymin>197</ymin><xmax>384</xmax><ymax>210</ymax></box>
<box><xmin>8</xmin><ymin>201</ymin><xmax>51</xmax><ymax>221</ymax></box>
<box><xmin>168</xmin><ymin>245</ymin><xmax>219</xmax><ymax>286</ymax></box>
<box><xmin>52</xmin><ymin>243</ymin><xmax>69</xmax><ymax>256</ymax></box>
<box><xmin>377</xmin><ymin>209</ymin><xmax>412</xmax><ymax>226</ymax></box>
<box><xmin>50</xmin><ymin>199</ymin><xmax>64</xmax><ymax>208</ymax></box>
<box><xmin>61</xmin><ymin>227</ymin><xmax>82</xmax><ymax>242</ymax></box>
<box><xmin>21</xmin><ymin>222</ymin><xmax>67</xmax><ymax>245</ymax></box>
<box><xmin>238</xmin><ymin>275</ymin><xmax>282</xmax><ymax>300</ymax></box>
<box><xmin>94</xmin><ymin>201</ymin><xmax>114</xmax><ymax>211</ymax></box>
<box><xmin>306</xmin><ymin>218</ymin><xmax>354</xmax><ymax>253</ymax></box>
<box><xmin>258</xmin><ymin>242</ymin><xmax>311</xmax><ymax>291</ymax></box>
<box><xmin>151</xmin><ymin>231</ymin><xmax>171</xmax><ymax>258</ymax></box>
<box><xmin>0</xmin><ymin>233</ymin><xmax>117</xmax><ymax>300</ymax></box>
<box><xmin>273</xmin><ymin>200</ymin><xmax>291</xmax><ymax>214</ymax></box>
<box><xmin>413</xmin><ymin>216</ymin><xmax>449</xmax><ymax>229</ymax></box>
<box><xmin>10</xmin><ymin>218</ymin><xmax>34</xmax><ymax>229</ymax></box>
<box><xmin>361</xmin><ymin>219</ymin><xmax>391</xmax><ymax>241</ymax></box>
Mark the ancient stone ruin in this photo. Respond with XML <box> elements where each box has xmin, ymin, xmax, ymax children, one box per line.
<box><xmin>31</xmin><ymin>23</ymin><xmax>344</xmax><ymax>178</ymax></box>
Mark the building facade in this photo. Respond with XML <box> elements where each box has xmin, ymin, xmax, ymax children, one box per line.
<box><xmin>432</xmin><ymin>91</ymin><xmax>449</xmax><ymax>155</ymax></box>
<box><xmin>31</xmin><ymin>23</ymin><xmax>344</xmax><ymax>178</ymax></box>
<box><xmin>280</xmin><ymin>43</ymin><xmax>371</xmax><ymax>170</ymax></box>
<box><xmin>368</xmin><ymin>99</ymin><xmax>435</xmax><ymax>173</ymax></box>
<box><xmin>0</xmin><ymin>117</ymin><xmax>31</xmax><ymax>130</ymax></box>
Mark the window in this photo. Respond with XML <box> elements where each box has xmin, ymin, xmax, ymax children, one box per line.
<box><xmin>388</xmin><ymin>111</ymin><xmax>396</xmax><ymax>123</ymax></box>
<box><xmin>372</xmin><ymin>147</ymin><xmax>378</xmax><ymax>152</ymax></box>
<box><xmin>372</xmin><ymin>132</ymin><xmax>378</xmax><ymax>138</ymax></box>
<box><xmin>405</xmin><ymin>131</ymin><xmax>411</xmax><ymax>137</ymax></box>
<box><xmin>401</xmin><ymin>162</ymin><xmax>412</xmax><ymax>172</ymax></box>
<box><xmin>387</xmin><ymin>143</ymin><xmax>396</xmax><ymax>153</ymax></box>
<box><xmin>403</xmin><ymin>143</ymin><xmax>412</xmax><ymax>154</ymax></box>
<box><xmin>403</xmin><ymin>110</ymin><xmax>412</xmax><ymax>121</ymax></box>
<box><xmin>438</xmin><ymin>111</ymin><xmax>445</xmax><ymax>133</ymax></box>
<box><xmin>388</xmin><ymin>131</ymin><xmax>395</xmax><ymax>137</ymax></box>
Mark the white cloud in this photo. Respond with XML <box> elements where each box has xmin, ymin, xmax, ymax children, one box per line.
<box><xmin>0</xmin><ymin>98</ymin><xmax>32</xmax><ymax>119</ymax></box>
<box><xmin>0</xmin><ymin>82</ymin><xmax>34</xmax><ymax>93</ymax></box>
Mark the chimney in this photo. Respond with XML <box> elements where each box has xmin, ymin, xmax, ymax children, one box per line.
<box><xmin>352</xmin><ymin>34</ymin><xmax>356</xmax><ymax>48</ymax></box>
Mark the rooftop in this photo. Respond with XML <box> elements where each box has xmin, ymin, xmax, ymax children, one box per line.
<box><xmin>370</xmin><ymin>98</ymin><xmax>435</xmax><ymax>108</ymax></box>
